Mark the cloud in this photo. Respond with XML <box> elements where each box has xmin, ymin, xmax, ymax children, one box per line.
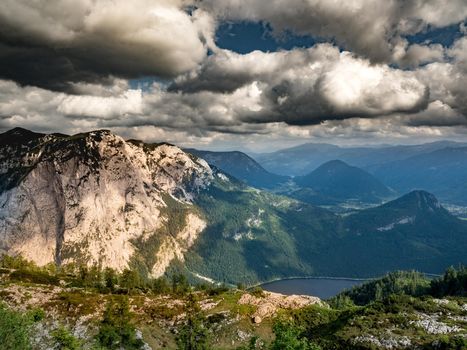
<box><xmin>415</xmin><ymin>37</ymin><xmax>467</xmax><ymax>118</ymax></box>
<box><xmin>0</xmin><ymin>0</ymin><xmax>215</xmax><ymax>91</ymax></box>
<box><xmin>404</xmin><ymin>101</ymin><xmax>467</xmax><ymax>126</ymax></box>
<box><xmin>0</xmin><ymin>46</ymin><xmax>431</xmax><ymax>139</ymax></box>
<box><xmin>57</xmin><ymin>90</ymin><xmax>143</xmax><ymax>119</ymax></box>
<box><xmin>395</xmin><ymin>42</ymin><xmax>445</xmax><ymax>67</ymax></box>
<box><xmin>0</xmin><ymin>76</ymin><xmax>465</xmax><ymax>152</ymax></box>
<box><xmin>199</xmin><ymin>0</ymin><xmax>467</xmax><ymax>63</ymax></box>
<box><xmin>171</xmin><ymin>45</ymin><xmax>429</xmax><ymax>125</ymax></box>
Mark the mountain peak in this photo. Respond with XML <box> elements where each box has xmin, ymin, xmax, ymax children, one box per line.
<box><xmin>0</xmin><ymin>128</ymin><xmax>215</xmax><ymax>272</ymax></box>
<box><xmin>0</xmin><ymin>127</ymin><xmax>45</xmax><ymax>145</ymax></box>
<box><xmin>295</xmin><ymin>159</ymin><xmax>392</xmax><ymax>203</ymax></box>
<box><xmin>185</xmin><ymin>148</ymin><xmax>288</xmax><ymax>189</ymax></box>
<box><xmin>403</xmin><ymin>190</ymin><xmax>442</xmax><ymax>210</ymax></box>
<box><xmin>4</xmin><ymin>127</ymin><xmax>35</xmax><ymax>135</ymax></box>
<box><xmin>319</xmin><ymin>159</ymin><xmax>349</xmax><ymax>168</ymax></box>
<box><xmin>379</xmin><ymin>190</ymin><xmax>444</xmax><ymax>216</ymax></box>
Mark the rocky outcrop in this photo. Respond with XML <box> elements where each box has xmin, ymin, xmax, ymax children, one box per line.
<box><xmin>0</xmin><ymin>128</ymin><xmax>213</xmax><ymax>275</ymax></box>
<box><xmin>151</xmin><ymin>213</ymin><xmax>206</xmax><ymax>277</ymax></box>
<box><xmin>238</xmin><ymin>291</ymin><xmax>324</xmax><ymax>323</ymax></box>
<box><xmin>411</xmin><ymin>313</ymin><xmax>463</xmax><ymax>334</ymax></box>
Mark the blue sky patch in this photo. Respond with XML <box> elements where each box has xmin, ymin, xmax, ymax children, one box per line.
<box><xmin>216</xmin><ymin>21</ymin><xmax>320</xmax><ymax>53</ymax></box>
<box><xmin>405</xmin><ymin>23</ymin><xmax>464</xmax><ymax>47</ymax></box>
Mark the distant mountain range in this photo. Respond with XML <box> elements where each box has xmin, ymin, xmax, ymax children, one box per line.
<box><xmin>291</xmin><ymin>160</ymin><xmax>394</xmax><ymax>204</ymax></box>
<box><xmin>253</xmin><ymin>141</ymin><xmax>467</xmax><ymax>176</ymax></box>
<box><xmin>1</xmin><ymin>128</ymin><xmax>466</xmax><ymax>285</ymax></box>
<box><xmin>248</xmin><ymin>141</ymin><xmax>467</xmax><ymax>206</ymax></box>
<box><xmin>370</xmin><ymin>147</ymin><xmax>467</xmax><ymax>205</ymax></box>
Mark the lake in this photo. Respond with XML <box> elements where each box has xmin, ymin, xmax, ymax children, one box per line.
<box><xmin>261</xmin><ymin>278</ymin><xmax>365</xmax><ymax>299</ymax></box>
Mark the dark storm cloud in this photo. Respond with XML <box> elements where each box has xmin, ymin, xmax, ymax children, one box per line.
<box><xmin>0</xmin><ymin>0</ymin><xmax>215</xmax><ymax>91</ymax></box>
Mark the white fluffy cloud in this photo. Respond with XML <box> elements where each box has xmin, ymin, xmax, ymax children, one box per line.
<box><xmin>415</xmin><ymin>37</ymin><xmax>467</xmax><ymax>117</ymax></box>
<box><xmin>0</xmin><ymin>75</ymin><xmax>465</xmax><ymax>151</ymax></box>
<box><xmin>172</xmin><ymin>45</ymin><xmax>429</xmax><ymax>124</ymax></box>
<box><xmin>316</xmin><ymin>53</ymin><xmax>428</xmax><ymax>116</ymax></box>
<box><xmin>57</xmin><ymin>90</ymin><xmax>143</xmax><ymax>119</ymax></box>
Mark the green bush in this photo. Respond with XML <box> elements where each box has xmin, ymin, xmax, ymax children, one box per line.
<box><xmin>430</xmin><ymin>335</ymin><xmax>467</xmax><ymax>350</ymax></box>
<box><xmin>150</xmin><ymin>276</ymin><xmax>171</xmax><ymax>294</ymax></box>
<box><xmin>430</xmin><ymin>266</ymin><xmax>467</xmax><ymax>297</ymax></box>
<box><xmin>9</xmin><ymin>269</ymin><xmax>59</xmax><ymax>285</ymax></box>
<box><xmin>0</xmin><ymin>303</ymin><xmax>33</xmax><ymax>350</ymax></box>
<box><xmin>0</xmin><ymin>254</ymin><xmax>36</xmax><ymax>270</ymax></box>
<box><xmin>206</xmin><ymin>284</ymin><xmax>229</xmax><ymax>296</ymax></box>
<box><xmin>28</xmin><ymin>308</ymin><xmax>45</xmax><ymax>322</ymax></box>
<box><xmin>270</xmin><ymin>320</ymin><xmax>321</xmax><ymax>350</ymax></box>
<box><xmin>250</xmin><ymin>286</ymin><xmax>265</xmax><ymax>298</ymax></box>
<box><xmin>51</xmin><ymin>326</ymin><xmax>81</xmax><ymax>350</ymax></box>
<box><xmin>103</xmin><ymin>267</ymin><xmax>118</xmax><ymax>292</ymax></box>
<box><xmin>172</xmin><ymin>273</ymin><xmax>190</xmax><ymax>295</ymax></box>
<box><xmin>176</xmin><ymin>294</ymin><xmax>210</xmax><ymax>350</ymax></box>
<box><xmin>119</xmin><ymin>269</ymin><xmax>142</xmax><ymax>293</ymax></box>
<box><xmin>95</xmin><ymin>296</ymin><xmax>144</xmax><ymax>349</ymax></box>
<box><xmin>236</xmin><ymin>336</ymin><xmax>263</xmax><ymax>350</ymax></box>
<box><xmin>327</xmin><ymin>295</ymin><xmax>355</xmax><ymax>310</ymax></box>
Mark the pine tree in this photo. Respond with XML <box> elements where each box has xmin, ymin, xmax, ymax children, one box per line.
<box><xmin>176</xmin><ymin>294</ymin><xmax>210</xmax><ymax>350</ymax></box>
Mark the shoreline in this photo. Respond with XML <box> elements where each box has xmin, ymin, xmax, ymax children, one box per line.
<box><xmin>252</xmin><ymin>272</ymin><xmax>443</xmax><ymax>289</ymax></box>
<box><xmin>250</xmin><ymin>275</ymin><xmax>369</xmax><ymax>289</ymax></box>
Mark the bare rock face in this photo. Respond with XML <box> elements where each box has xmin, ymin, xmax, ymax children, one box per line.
<box><xmin>238</xmin><ymin>291</ymin><xmax>324</xmax><ymax>323</ymax></box>
<box><xmin>0</xmin><ymin>128</ymin><xmax>213</xmax><ymax>275</ymax></box>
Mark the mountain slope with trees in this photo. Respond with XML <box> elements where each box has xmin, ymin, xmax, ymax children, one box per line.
<box><xmin>1</xmin><ymin>128</ymin><xmax>467</xmax><ymax>286</ymax></box>
<box><xmin>186</xmin><ymin>149</ymin><xmax>289</xmax><ymax>189</ymax></box>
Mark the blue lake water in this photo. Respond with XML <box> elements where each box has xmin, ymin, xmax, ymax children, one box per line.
<box><xmin>261</xmin><ymin>278</ymin><xmax>365</xmax><ymax>299</ymax></box>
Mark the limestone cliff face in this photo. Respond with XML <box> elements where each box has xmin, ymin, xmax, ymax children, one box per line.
<box><xmin>0</xmin><ymin>128</ymin><xmax>212</xmax><ymax>274</ymax></box>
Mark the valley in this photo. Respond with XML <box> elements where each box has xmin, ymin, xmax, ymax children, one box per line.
<box><xmin>2</xmin><ymin>2</ymin><xmax>467</xmax><ymax>349</ymax></box>
<box><xmin>1</xmin><ymin>128</ymin><xmax>467</xmax><ymax>349</ymax></box>
<box><xmin>1</xmin><ymin>128</ymin><xmax>467</xmax><ymax>286</ymax></box>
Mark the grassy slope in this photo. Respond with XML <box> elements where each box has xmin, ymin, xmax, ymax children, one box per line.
<box><xmin>1</xmin><ymin>264</ymin><xmax>466</xmax><ymax>350</ymax></box>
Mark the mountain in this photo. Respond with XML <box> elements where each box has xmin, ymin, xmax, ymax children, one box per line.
<box><xmin>0</xmin><ymin>128</ymin><xmax>217</xmax><ymax>277</ymax></box>
<box><xmin>253</xmin><ymin>143</ymin><xmax>343</xmax><ymax>176</ymax></box>
<box><xmin>331</xmin><ymin>190</ymin><xmax>467</xmax><ymax>276</ymax></box>
<box><xmin>369</xmin><ymin>147</ymin><xmax>467</xmax><ymax>205</ymax></box>
<box><xmin>254</xmin><ymin>141</ymin><xmax>467</xmax><ymax>176</ymax></box>
<box><xmin>292</xmin><ymin>160</ymin><xmax>393</xmax><ymax>204</ymax></box>
<box><xmin>0</xmin><ymin>127</ymin><xmax>45</xmax><ymax>146</ymax></box>
<box><xmin>189</xmin><ymin>188</ymin><xmax>467</xmax><ymax>281</ymax></box>
<box><xmin>0</xmin><ymin>128</ymin><xmax>333</xmax><ymax>284</ymax></box>
<box><xmin>185</xmin><ymin>149</ymin><xmax>288</xmax><ymax>189</ymax></box>
<box><xmin>1</xmin><ymin>128</ymin><xmax>467</xmax><ymax>284</ymax></box>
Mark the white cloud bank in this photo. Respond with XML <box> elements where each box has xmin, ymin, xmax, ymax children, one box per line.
<box><xmin>0</xmin><ymin>0</ymin><xmax>466</xmax><ymax>149</ymax></box>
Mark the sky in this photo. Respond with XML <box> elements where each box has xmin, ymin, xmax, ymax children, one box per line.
<box><xmin>0</xmin><ymin>1</ymin><xmax>466</xmax><ymax>152</ymax></box>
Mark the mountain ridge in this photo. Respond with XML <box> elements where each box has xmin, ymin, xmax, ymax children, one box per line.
<box><xmin>254</xmin><ymin>140</ymin><xmax>467</xmax><ymax>176</ymax></box>
<box><xmin>0</xmin><ymin>128</ymin><xmax>215</xmax><ymax>275</ymax></box>
<box><xmin>1</xmin><ymin>128</ymin><xmax>467</xmax><ymax>284</ymax></box>
<box><xmin>185</xmin><ymin>148</ymin><xmax>288</xmax><ymax>189</ymax></box>
<box><xmin>370</xmin><ymin>146</ymin><xmax>467</xmax><ymax>205</ymax></box>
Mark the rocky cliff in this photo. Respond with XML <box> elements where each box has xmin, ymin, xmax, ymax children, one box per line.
<box><xmin>0</xmin><ymin>128</ymin><xmax>213</xmax><ymax>276</ymax></box>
